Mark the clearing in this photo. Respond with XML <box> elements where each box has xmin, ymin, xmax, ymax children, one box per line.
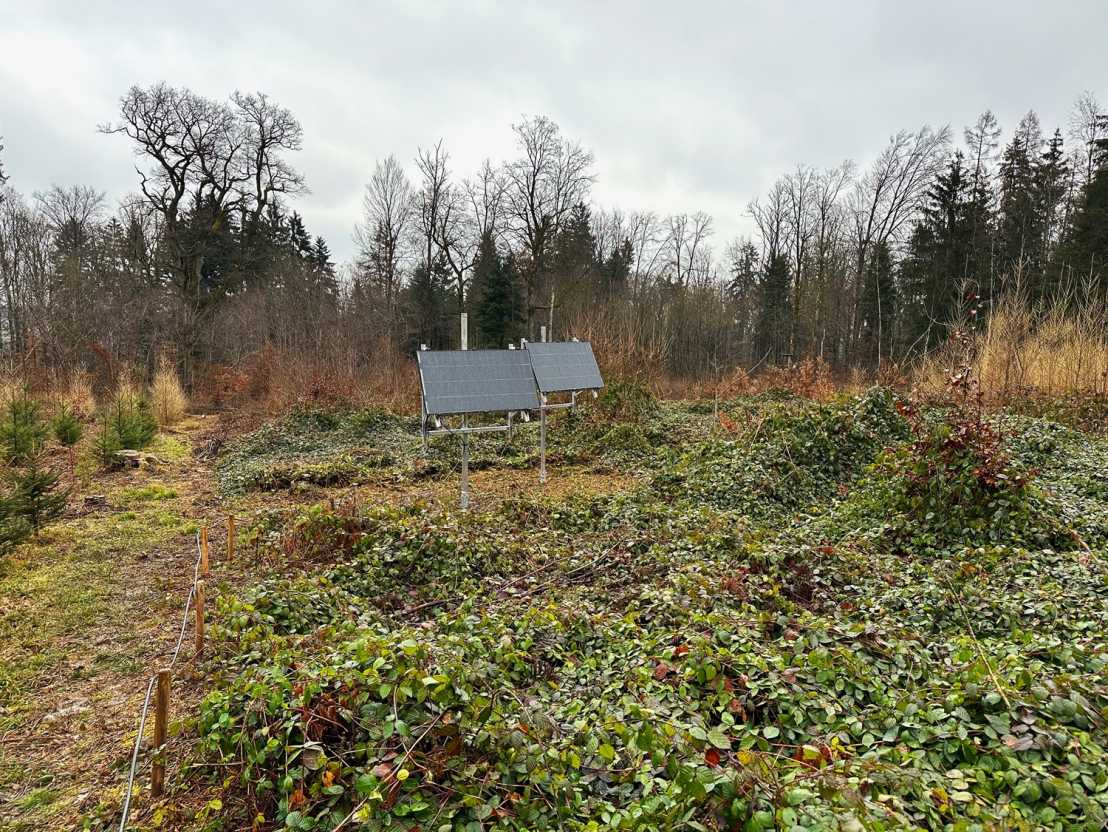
<box><xmin>2</xmin><ymin>385</ymin><xmax>1107</xmax><ymax>831</ymax></box>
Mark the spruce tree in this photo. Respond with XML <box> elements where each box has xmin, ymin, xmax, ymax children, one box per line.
<box><xmin>9</xmin><ymin>463</ymin><xmax>68</xmax><ymax>533</ymax></box>
<box><xmin>407</xmin><ymin>258</ymin><xmax>450</xmax><ymax>349</ymax></box>
<box><xmin>998</xmin><ymin>112</ymin><xmax>1047</xmax><ymax>288</ymax></box>
<box><xmin>472</xmin><ymin>231</ymin><xmax>522</xmax><ymax>348</ymax></box>
<box><xmin>0</xmin><ymin>493</ymin><xmax>31</xmax><ymax>556</ymax></box>
<box><xmin>754</xmin><ymin>253</ymin><xmax>791</xmax><ymax>365</ymax></box>
<box><xmin>900</xmin><ymin>153</ymin><xmax>975</xmax><ymax>350</ymax></box>
<box><xmin>1</xmin><ymin>397</ymin><xmax>48</xmax><ymax>464</ymax></box>
<box><xmin>1053</xmin><ymin>146</ymin><xmax>1108</xmax><ymax>293</ymax></box>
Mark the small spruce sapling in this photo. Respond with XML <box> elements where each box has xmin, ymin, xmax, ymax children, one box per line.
<box><xmin>9</xmin><ymin>462</ymin><xmax>69</xmax><ymax>533</ymax></box>
<box><xmin>0</xmin><ymin>492</ymin><xmax>31</xmax><ymax>554</ymax></box>
<box><xmin>51</xmin><ymin>404</ymin><xmax>83</xmax><ymax>446</ymax></box>
<box><xmin>0</xmin><ymin>396</ymin><xmax>48</xmax><ymax>464</ymax></box>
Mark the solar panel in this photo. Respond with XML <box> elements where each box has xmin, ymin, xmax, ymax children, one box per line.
<box><xmin>417</xmin><ymin>350</ymin><xmax>541</xmax><ymax>416</ymax></box>
<box><xmin>525</xmin><ymin>341</ymin><xmax>605</xmax><ymax>393</ymax></box>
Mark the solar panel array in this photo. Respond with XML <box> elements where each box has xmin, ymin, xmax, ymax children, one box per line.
<box><xmin>525</xmin><ymin>341</ymin><xmax>604</xmax><ymax>394</ymax></box>
<box><xmin>417</xmin><ymin>349</ymin><xmax>541</xmax><ymax>416</ymax></box>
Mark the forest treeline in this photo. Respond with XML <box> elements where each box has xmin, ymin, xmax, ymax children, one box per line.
<box><xmin>0</xmin><ymin>84</ymin><xmax>1105</xmax><ymax>392</ymax></box>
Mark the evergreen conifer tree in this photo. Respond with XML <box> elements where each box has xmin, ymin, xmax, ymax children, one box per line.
<box><xmin>472</xmin><ymin>231</ymin><xmax>522</xmax><ymax>348</ymax></box>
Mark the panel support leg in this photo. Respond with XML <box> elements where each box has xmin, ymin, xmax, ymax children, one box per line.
<box><xmin>539</xmin><ymin>403</ymin><xmax>547</xmax><ymax>484</ymax></box>
<box><xmin>460</xmin><ymin>416</ymin><xmax>470</xmax><ymax>510</ymax></box>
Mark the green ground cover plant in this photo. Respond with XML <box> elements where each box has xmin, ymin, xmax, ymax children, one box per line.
<box><xmin>193</xmin><ymin>390</ymin><xmax>1108</xmax><ymax>831</ymax></box>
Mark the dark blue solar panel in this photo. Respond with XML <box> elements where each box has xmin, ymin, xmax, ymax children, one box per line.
<box><xmin>525</xmin><ymin>342</ymin><xmax>604</xmax><ymax>393</ymax></box>
<box><xmin>417</xmin><ymin>350</ymin><xmax>541</xmax><ymax>416</ymax></box>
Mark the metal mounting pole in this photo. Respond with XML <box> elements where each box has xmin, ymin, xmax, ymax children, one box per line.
<box><xmin>539</xmin><ymin>396</ymin><xmax>547</xmax><ymax>484</ymax></box>
<box><xmin>460</xmin><ymin>415</ymin><xmax>470</xmax><ymax>510</ymax></box>
<box><xmin>540</xmin><ymin>325</ymin><xmax>547</xmax><ymax>343</ymax></box>
<box><xmin>419</xmin><ymin>344</ymin><xmax>429</xmax><ymax>455</ymax></box>
<box><xmin>460</xmin><ymin>313</ymin><xmax>468</xmax><ymax>351</ymax></box>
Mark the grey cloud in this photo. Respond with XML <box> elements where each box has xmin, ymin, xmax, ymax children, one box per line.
<box><xmin>1</xmin><ymin>0</ymin><xmax>1104</xmax><ymax>260</ymax></box>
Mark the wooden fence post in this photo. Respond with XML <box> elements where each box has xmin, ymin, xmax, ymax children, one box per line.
<box><xmin>195</xmin><ymin>580</ymin><xmax>205</xmax><ymax>657</ymax></box>
<box><xmin>151</xmin><ymin>669</ymin><xmax>170</xmax><ymax>797</ymax></box>
<box><xmin>227</xmin><ymin>515</ymin><xmax>236</xmax><ymax>562</ymax></box>
<box><xmin>199</xmin><ymin>525</ymin><xmax>209</xmax><ymax>577</ymax></box>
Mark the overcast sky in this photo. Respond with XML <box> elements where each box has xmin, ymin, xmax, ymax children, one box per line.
<box><xmin>1</xmin><ymin>0</ymin><xmax>1104</xmax><ymax>262</ymax></box>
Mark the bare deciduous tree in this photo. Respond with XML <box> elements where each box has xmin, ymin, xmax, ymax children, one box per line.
<box><xmin>354</xmin><ymin>155</ymin><xmax>413</xmax><ymax>324</ymax></box>
<box><xmin>664</xmin><ymin>211</ymin><xmax>713</xmax><ymax>288</ymax></box>
<box><xmin>503</xmin><ymin>116</ymin><xmax>594</xmax><ymax>328</ymax></box>
<box><xmin>101</xmin><ymin>83</ymin><xmax>305</xmax><ymax>376</ymax></box>
<box><xmin>233</xmin><ymin>91</ymin><xmax>306</xmax><ymax>229</ymax></box>
<box><xmin>848</xmin><ymin>124</ymin><xmax>951</xmax><ymax>362</ymax></box>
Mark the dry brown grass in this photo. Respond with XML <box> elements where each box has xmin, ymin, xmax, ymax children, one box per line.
<box><xmin>196</xmin><ymin>340</ymin><xmax>419</xmax><ymax>416</ymax></box>
<box><xmin>151</xmin><ymin>355</ymin><xmax>189</xmax><ymax>426</ymax></box>
<box><xmin>59</xmin><ymin>369</ymin><xmax>97</xmax><ymax>417</ymax></box>
<box><xmin>712</xmin><ymin>357</ymin><xmax>848</xmax><ymax>402</ymax></box>
<box><xmin>915</xmin><ymin>293</ymin><xmax>1108</xmax><ymax>403</ymax></box>
<box><xmin>567</xmin><ymin>305</ymin><xmax>671</xmax><ymax>384</ymax></box>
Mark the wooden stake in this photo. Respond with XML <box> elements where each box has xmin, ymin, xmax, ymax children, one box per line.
<box><xmin>226</xmin><ymin>515</ymin><xmax>236</xmax><ymax>562</ymax></box>
<box><xmin>151</xmin><ymin>669</ymin><xmax>170</xmax><ymax>797</ymax></box>
<box><xmin>199</xmin><ymin>526</ymin><xmax>209</xmax><ymax>577</ymax></box>
<box><xmin>194</xmin><ymin>580</ymin><xmax>205</xmax><ymax>657</ymax></box>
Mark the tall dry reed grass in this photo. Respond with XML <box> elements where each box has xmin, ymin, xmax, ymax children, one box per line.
<box><xmin>915</xmin><ymin>292</ymin><xmax>1108</xmax><ymax>403</ymax></box>
<box><xmin>151</xmin><ymin>356</ymin><xmax>189</xmax><ymax>426</ymax></box>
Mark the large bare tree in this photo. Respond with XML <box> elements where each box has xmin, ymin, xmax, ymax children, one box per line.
<box><xmin>101</xmin><ymin>83</ymin><xmax>304</xmax><ymax>376</ymax></box>
<box><xmin>664</xmin><ymin>211</ymin><xmax>714</xmax><ymax>288</ymax></box>
<box><xmin>848</xmin><ymin>125</ymin><xmax>950</xmax><ymax>361</ymax></box>
<box><xmin>502</xmin><ymin>116</ymin><xmax>594</xmax><ymax>330</ymax></box>
<box><xmin>354</xmin><ymin>154</ymin><xmax>413</xmax><ymax>327</ymax></box>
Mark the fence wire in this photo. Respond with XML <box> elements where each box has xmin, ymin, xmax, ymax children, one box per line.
<box><xmin>117</xmin><ymin>526</ymin><xmax>205</xmax><ymax>832</ymax></box>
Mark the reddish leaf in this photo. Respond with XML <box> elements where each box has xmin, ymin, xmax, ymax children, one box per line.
<box><xmin>704</xmin><ymin>748</ymin><xmax>721</xmax><ymax>767</ymax></box>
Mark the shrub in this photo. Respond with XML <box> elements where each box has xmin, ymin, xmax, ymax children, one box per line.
<box><xmin>0</xmin><ymin>396</ymin><xmax>48</xmax><ymax>464</ymax></box>
<box><xmin>879</xmin><ymin>366</ymin><xmax>1059</xmax><ymax>549</ymax></box>
<box><xmin>597</xmin><ymin>423</ymin><xmax>652</xmax><ymax>456</ymax></box>
<box><xmin>8</xmin><ymin>463</ymin><xmax>68</xmax><ymax>532</ymax></box>
<box><xmin>596</xmin><ymin>378</ymin><xmax>659</xmax><ymax>423</ymax></box>
<box><xmin>51</xmin><ymin>405</ymin><xmax>83</xmax><ymax>446</ymax></box>
<box><xmin>151</xmin><ymin>356</ymin><xmax>188</xmax><ymax>426</ymax></box>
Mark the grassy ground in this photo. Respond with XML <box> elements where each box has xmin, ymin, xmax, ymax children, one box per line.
<box><xmin>0</xmin><ymin>422</ymin><xmax>214</xmax><ymax>831</ymax></box>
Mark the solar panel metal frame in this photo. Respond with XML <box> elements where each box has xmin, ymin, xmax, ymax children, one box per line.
<box><xmin>525</xmin><ymin>341</ymin><xmax>605</xmax><ymax>394</ymax></box>
<box><xmin>417</xmin><ymin>349</ymin><xmax>541</xmax><ymax>416</ymax></box>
